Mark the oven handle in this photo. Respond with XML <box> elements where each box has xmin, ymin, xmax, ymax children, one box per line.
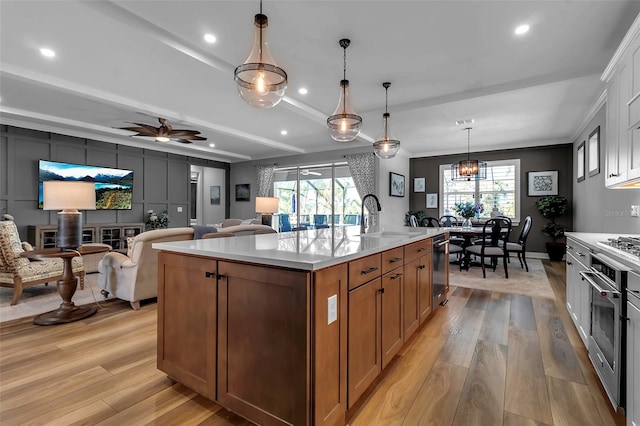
<box><xmin>579</xmin><ymin>271</ymin><xmax>621</xmax><ymax>296</ymax></box>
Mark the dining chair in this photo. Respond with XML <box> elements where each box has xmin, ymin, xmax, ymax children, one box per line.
<box><xmin>313</xmin><ymin>215</ymin><xmax>328</xmax><ymax>226</ymax></box>
<box><xmin>464</xmin><ymin>217</ymin><xmax>512</xmax><ymax>278</ymax></box>
<box><xmin>439</xmin><ymin>215</ymin><xmax>465</xmax><ymax>246</ymax></box>
<box><xmin>421</xmin><ymin>216</ymin><xmax>440</xmax><ymax>227</ymax></box>
<box><xmin>504</xmin><ymin>215</ymin><xmax>532</xmax><ymax>272</ymax></box>
<box><xmin>279</xmin><ymin>214</ymin><xmax>292</xmax><ymax>232</ymax></box>
<box><xmin>408</xmin><ymin>215</ymin><xmax>419</xmax><ymax>227</ymax></box>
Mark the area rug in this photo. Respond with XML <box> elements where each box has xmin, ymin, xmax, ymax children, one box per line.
<box><xmin>0</xmin><ymin>273</ymin><xmax>113</xmax><ymax>323</ymax></box>
<box><xmin>449</xmin><ymin>258</ymin><xmax>554</xmax><ymax>299</ymax></box>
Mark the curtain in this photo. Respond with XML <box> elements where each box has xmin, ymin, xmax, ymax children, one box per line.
<box><xmin>256</xmin><ymin>164</ymin><xmax>276</xmax><ymax>197</ymax></box>
<box><xmin>345</xmin><ymin>153</ymin><xmax>378</xmax><ymax>230</ymax></box>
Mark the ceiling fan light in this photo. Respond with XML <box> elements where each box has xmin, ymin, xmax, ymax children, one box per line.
<box><xmin>234</xmin><ymin>5</ymin><xmax>287</xmax><ymax>108</ymax></box>
<box><xmin>155</xmin><ymin>136</ymin><xmax>171</xmax><ymax>144</ymax></box>
<box><xmin>327</xmin><ymin>39</ymin><xmax>362</xmax><ymax>142</ymax></box>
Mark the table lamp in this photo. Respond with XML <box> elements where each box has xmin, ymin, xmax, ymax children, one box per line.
<box><xmin>43</xmin><ymin>181</ymin><xmax>96</xmax><ymax>250</ymax></box>
<box><xmin>255</xmin><ymin>197</ymin><xmax>279</xmax><ymax>227</ymax></box>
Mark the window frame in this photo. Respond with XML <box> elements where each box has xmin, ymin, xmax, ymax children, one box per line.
<box><xmin>439</xmin><ymin>159</ymin><xmax>521</xmax><ymax>225</ymax></box>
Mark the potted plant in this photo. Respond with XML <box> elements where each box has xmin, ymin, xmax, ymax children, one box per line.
<box><xmin>535</xmin><ymin>195</ymin><xmax>568</xmax><ymax>261</ymax></box>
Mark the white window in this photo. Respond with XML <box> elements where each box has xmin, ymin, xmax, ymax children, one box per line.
<box><xmin>439</xmin><ymin>159</ymin><xmax>520</xmax><ymax>223</ymax></box>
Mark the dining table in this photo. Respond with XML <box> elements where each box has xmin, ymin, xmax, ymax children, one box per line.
<box><xmin>447</xmin><ymin>226</ymin><xmax>496</xmax><ymax>270</ymax></box>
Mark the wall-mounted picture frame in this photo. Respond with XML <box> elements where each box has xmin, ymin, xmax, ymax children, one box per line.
<box><xmin>426</xmin><ymin>193</ymin><xmax>438</xmax><ymax>208</ymax></box>
<box><xmin>528</xmin><ymin>170</ymin><xmax>558</xmax><ymax>196</ymax></box>
<box><xmin>414</xmin><ymin>177</ymin><xmax>425</xmax><ymax>192</ymax></box>
<box><xmin>588</xmin><ymin>126</ymin><xmax>600</xmax><ymax>177</ymax></box>
<box><xmin>389</xmin><ymin>172</ymin><xmax>405</xmax><ymax>197</ymax></box>
<box><xmin>235</xmin><ymin>183</ymin><xmax>250</xmax><ymax>202</ymax></box>
<box><xmin>577</xmin><ymin>142</ymin><xmax>585</xmax><ymax>182</ymax></box>
<box><xmin>210</xmin><ymin>185</ymin><xmax>221</xmax><ymax>205</ymax></box>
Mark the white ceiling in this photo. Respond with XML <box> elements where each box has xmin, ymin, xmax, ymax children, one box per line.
<box><xmin>1</xmin><ymin>0</ymin><xmax>638</xmax><ymax>163</ymax></box>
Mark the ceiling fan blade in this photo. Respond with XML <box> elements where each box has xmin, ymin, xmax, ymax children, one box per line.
<box><xmin>117</xmin><ymin>126</ymin><xmax>157</xmax><ymax>137</ymax></box>
<box><xmin>128</xmin><ymin>122</ymin><xmax>161</xmax><ymax>134</ymax></box>
<box><xmin>188</xmin><ymin>135</ymin><xmax>207</xmax><ymax>141</ymax></box>
<box><xmin>172</xmin><ymin>139</ymin><xmax>193</xmax><ymax>144</ymax></box>
<box><xmin>169</xmin><ymin>129</ymin><xmax>200</xmax><ymax>137</ymax></box>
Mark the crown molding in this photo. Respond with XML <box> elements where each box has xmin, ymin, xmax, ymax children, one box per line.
<box><xmin>601</xmin><ymin>13</ymin><xmax>640</xmax><ymax>82</ymax></box>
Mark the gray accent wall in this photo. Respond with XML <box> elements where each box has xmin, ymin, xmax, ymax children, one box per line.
<box><xmin>409</xmin><ymin>144</ymin><xmax>574</xmax><ymax>254</ymax></box>
<box><xmin>572</xmin><ymin>105</ymin><xmax>640</xmax><ymax>233</ymax></box>
<box><xmin>0</xmin><ymin>125</ymin><xmax>229</xmax><ymax>240</ymax></box>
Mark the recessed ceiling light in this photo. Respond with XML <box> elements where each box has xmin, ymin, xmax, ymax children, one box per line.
<box><xmin>280</xmin><ymin>130</ymin><xmax>288</xmax><ymax>136</ymax></box>
<box><xmin>515</xmin><ymin>24</ymin><xmax>530</xmax><ymax>35</ymax></box>
<box><xmin>298</xmin><ymin>88</ymin><xmax>308</xmax><ymax>95</ymax></box>
<box><xmin>204</xmin><ymin>33</ymin><xmax>217</xmax><ymax>43</ymax></box>
<box><xmin>209</xmin><ymin>143</ymin><xmax>215</xmax><ymax>148</ymax></box>
<box><xmin>40</xmin><ymin>48</ymin><xmax>55</xmax><ymax>58</ymax></box>
<box><xmin>454</xmin><ymin>118</ymin><xmax>475</xmax><ymax>126</ymax></box>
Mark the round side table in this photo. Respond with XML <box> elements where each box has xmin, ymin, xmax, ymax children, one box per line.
<box><xmin>21</xmin><ymin>245</ymin><xmax>110</xmax><ymax>325</ymax></box>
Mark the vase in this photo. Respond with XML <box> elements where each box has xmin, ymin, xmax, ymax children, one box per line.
<box><xmin>462</xmin><ymin>218</ymin><xmax>473</xmax><ymax>229</ymax></box>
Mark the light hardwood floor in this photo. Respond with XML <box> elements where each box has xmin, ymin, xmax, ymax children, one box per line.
<box><xmin>0</xmin><ymin>261</ymin><xmax>625</xmax><ymax>425</ymax></box>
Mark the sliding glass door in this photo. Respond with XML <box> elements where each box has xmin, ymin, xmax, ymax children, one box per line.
<box><xmin>273</xmin><ymin>164</ymin><xmax>361</xmax><ymax>232</ymax></box>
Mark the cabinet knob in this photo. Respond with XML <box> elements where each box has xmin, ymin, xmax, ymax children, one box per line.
<box><xmin>205</xmin><ymin>271</ymin><xmax>215</xmax><ymax>278</ymax></box>
<box><xmin>567</xmin><ymin>261</ymin><xmax>572</xmax><ymax>265</ymax></box>
<box><xmin>378</xmin><ymin>288</ymin><xmax>385</xmax><ymax>294</ymax></box>
<box><xmin>609</xmin><ymin>173</ymin><xmax>618</xmax><ymax>178</ymax></box>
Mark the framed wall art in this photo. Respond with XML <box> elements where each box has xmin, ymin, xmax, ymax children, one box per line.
<box><xmin>235</xmin><ymin>183</ymin><xmax>250</xmax><ymax>202</ymax></box>
<box><xmin>426</xmin><ymin>193</ymin><xmax>438</xmax><ymax>209</ymax></box>
<box><xmin>577</xmin><ymin>142</ymin><xmax>585</xmax><ymax>182</ymax></box>
<box><xmin>389</xmin><ymin>172</ymin><xmax>405</xmax><ymax>197</ymax></box>
<box><xmin>588</xmin><ymin>126</ymin><xmax>600</xmax><ymax>177</ymax></box>
<box><xmin>210</xmin><ymin>185</ymin><xmax>221</xmax><ymax>205</ymax></box>
<box><xmin>528</xmin><ymin>170</ymin><xmax>558</xmax><ymax>196</ymax></box>
<box><xmin>414</xmin><ymin>177</ymin><xmax>425</xmax><ymax>192</ymax></box>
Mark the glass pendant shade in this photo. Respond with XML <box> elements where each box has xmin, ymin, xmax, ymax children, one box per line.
<box><xmin>373</xmin><ymin>113</ymin><xmax>400</xmax><ymax>159</ymax></box>
<box><xmin>327</xmin><ymin>80</ymin><xmax>362</xmax><ymax>142</ymax></box>
<box><xmin>234</xmin><ymin>11</ymin><xmax>287</xmax><ymax>108</ymax></box>
<box><xmin>451</xmin><ymin>127</ymin><xmax>487</xmax><ymax>181</ymax></box>
<box><xmin>373</xmin><ymin>82</ymin><xmax>400</xmax><ymax>159</ymax></box>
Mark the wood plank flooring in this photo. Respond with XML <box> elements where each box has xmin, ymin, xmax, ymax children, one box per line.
<box><xmin>0</xmin><ymin>261</ymin><xmax>625</xmax><ymax>425</ymax></box>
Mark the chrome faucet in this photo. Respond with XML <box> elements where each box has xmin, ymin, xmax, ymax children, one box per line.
<box><xmin>360</xmin><ymin>194</ymin><xmax>382</xmax><ymax>234</ymax></box>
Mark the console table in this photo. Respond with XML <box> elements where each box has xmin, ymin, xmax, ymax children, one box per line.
<box><xmin>21</xmin><ymin>245</ymin><xmax>110</xmax><ymax>325</ymax></box>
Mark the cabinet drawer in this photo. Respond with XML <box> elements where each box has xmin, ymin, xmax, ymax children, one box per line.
<box><xmin>381</xmin><ymin>247</ymin><xmax>404</xmax><ymax>275</ymax></box>
<box><xmin>404</xmin><ymin>239</ymin><xmax>432</xmax><ymax>264</ymax></box>
<box><xmin>566</xmin><ymin>238</ymin><xmax>590</xmax><ymax>268</ymax></box>
<box><xmin>348</xmin><ymin>253</ymin><xmax>382</xmax><ymax>290</ymax></box>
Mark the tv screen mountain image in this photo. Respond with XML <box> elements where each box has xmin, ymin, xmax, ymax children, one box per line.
<box><xmin>38</xmin><ymin>160</ymin><xmax>134</xmax><ymax>210</ymax></box>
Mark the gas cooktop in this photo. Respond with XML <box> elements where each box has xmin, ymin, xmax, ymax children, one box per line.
<box><xmin>597</xmin><ymin>236</ymin><xmax>640</xmax><ymax>265</ymax></box>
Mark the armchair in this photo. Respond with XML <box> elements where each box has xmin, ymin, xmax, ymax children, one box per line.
<box><xmin>0</xmin><ymin>220</ymin><xmax>84</xmax><ymax>305</ymax></box>
<box><xmin>98</xmin><ymin>227</ymin><xmax>194</xmax><ymax>310</ymax></box>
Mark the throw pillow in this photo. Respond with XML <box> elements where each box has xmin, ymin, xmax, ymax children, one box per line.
<box><xmin>192</xmin><ymin>225</ymin><xmax>218</xmax><ymax>239</ymax></box>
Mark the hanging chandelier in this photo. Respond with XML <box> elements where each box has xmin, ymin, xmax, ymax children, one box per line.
<box><xmin>234</xmin><ymin>0</ymin><xmax>287</xmax><ymax>108</ymax></box>
<box><xmin>373</xmin><ymin>82</ymin><xmax>400</xmax><ymax>159</ymax></box>
<box><xmin>327</xmin><ymin>39</ymin><xmax>362</xmax><ymax>142</ymax></box>
<box><xmin>451</xmin><ymin>127</ymin><xmax>487</xmax><ymax>181</ymax></box>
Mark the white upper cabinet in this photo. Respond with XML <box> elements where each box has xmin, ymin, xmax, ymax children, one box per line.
<box><xmin>602</xmin><ymin>14</ymin><xmax>640</xmax><ymax>189</ymax></box>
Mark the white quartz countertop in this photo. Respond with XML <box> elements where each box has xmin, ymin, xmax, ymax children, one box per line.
<box><xmin>566</xmin><ymin>232</ymin><xmax>640</xmax><ymax>270</ymax></box>
<box><xmin>153</xmin><ymin>226</ymin><xmax>447</xmax><ymax>271</ymax></box>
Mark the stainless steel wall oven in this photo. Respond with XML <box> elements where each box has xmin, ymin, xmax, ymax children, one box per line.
<box><xmin>580</xmin><ymin>252</ymin><xmax>630</xmax><ymax>410</ymax></box>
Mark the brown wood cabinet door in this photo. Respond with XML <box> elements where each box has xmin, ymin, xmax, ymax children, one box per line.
<box><xmin>403</xmin><ymin>259</ymin><xmax>419</xmax><ymax>340</ymax></box>
<box><xmin>218</xmin><ymin>261</ymin><xmax>310</xmax><ymax>426</ymax></box>
<box><xmin>348</xmin><ymin>277</ymin><xmax>382</xmax><ymax>408</ymax></box>
<box><xmin>418</xmin><ymin>254</ymin><xmax>432</xmax><ymax>324</ymax></box>
<box><xmin>157</xmin><ymin>252</ymin><xmax>217</xmax><ymax>401</ymax></box>
<box><xmin>381</xmin><ymin>268</ymin><xmax>404</xmax><ymax>368</ymax></box>
<box><xmin>313</xmin><ymin>264</ymin><xmax>348</xmax><ymax>426</ymax></box>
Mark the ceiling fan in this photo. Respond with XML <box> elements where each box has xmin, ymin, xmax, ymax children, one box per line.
<box><xmin>295</xmin><ymin>169</ymin><xmax>322</xmax><ymax>176</ymax></box>
<box><xmin>115</xmin><ymin>117</ymin><xmax>206</xmax><ymax>144</ymax></box>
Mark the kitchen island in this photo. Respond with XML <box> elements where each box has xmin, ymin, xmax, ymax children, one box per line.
<box><xmin>153</xmin><ymin>226</ymin><xmax>448</xmax><ymax>426</ymax></box>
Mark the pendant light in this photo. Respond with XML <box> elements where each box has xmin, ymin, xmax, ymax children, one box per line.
<box><xmin>451</xmin><ymin>127</ymin><xmax>487</xmax><ymax>181</ymax></box>
<box><xmin>234</xmin><ymin>0</ymin><xmax>287</xmax><ymax>108</ymax></box>
<box><xmin>327</xmin><ymin>39</ymin><xmax>362</xmax><ymax>142</ymax></box>
<box><xmin>373</xmin><ymin>82</ymin><xmax>400</xmax><ymax>159</ymax></box>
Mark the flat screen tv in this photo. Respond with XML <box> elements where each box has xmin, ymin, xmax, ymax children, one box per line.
<box><xmin>38</xmin><ymin>160</ymin><xmax>134</xmax><ymax>210</ymax></box>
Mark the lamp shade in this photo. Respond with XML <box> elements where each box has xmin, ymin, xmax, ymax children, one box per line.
<box><xmin>43</xmin><ymin>181</ymin><xmax>96</xmax><ymax>210</ymax></box>
<box><xmin>255</xmin><ymin>196</ymin><xmax>279</xmax><ymax>214</ymax></box>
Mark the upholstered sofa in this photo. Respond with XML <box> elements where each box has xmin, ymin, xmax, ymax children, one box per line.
<box><xmin>98</xmin><ymin>227</ymin><xmax>194</xmax><ymax>310</ymax></box>
<box><xmin>0</xmin><ymin>220</ymin><xmax>84</xmax><ymax>305</ymax></box>
<box><xmin>212</xmin><ymin>218</ymin><xmax>276</xmax><ymax>236</ymax></box>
